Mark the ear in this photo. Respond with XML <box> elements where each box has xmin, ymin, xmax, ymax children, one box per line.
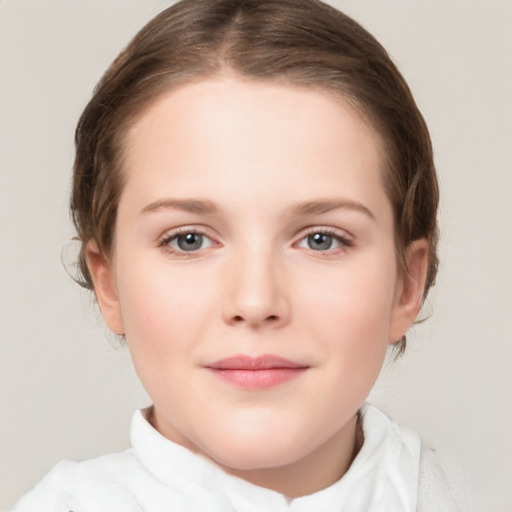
<box><xmin>389</xmin><ymin>239</ymin><xmax>429</xmax><ymax>344</ymax></box>
<box><xmin>85</xmin><ymin>241</ymin><xmax>125</xmax><ymax>335</ymax></box>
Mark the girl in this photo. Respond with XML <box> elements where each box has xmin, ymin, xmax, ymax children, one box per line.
<box><xmin>11</xmin><ymin>0</ymin><xmax>475</xmax><ymax>510</ymax></box>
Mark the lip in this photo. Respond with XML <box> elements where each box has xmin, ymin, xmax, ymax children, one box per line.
<box><xmin>204</xmin><ymin>354</ymin><xmax>309</xmax><ymax>389</ymax></box>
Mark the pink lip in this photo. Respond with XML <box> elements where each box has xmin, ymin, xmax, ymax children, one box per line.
<box><xmin>204</xmin><ymin>354</ymin><xmax>309</xmax><ymax>389</ymax></box>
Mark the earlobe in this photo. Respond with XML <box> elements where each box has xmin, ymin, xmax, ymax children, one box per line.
<box><xmin>85</xmin><ymin>241</ymin><xmax>125</xmax><ymax>335</ymax></box>
<box><xmin>389</xmin><ymin>239</ymin><xmax>429</xmax><ymax>344</ymax></box>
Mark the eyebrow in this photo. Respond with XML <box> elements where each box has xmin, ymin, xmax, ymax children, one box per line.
<box><xmin>140</xmin><ymin>199</ymin><xmax>218</xmax><ymax>216</ymax></box>
<box><xmin>140</xmin><ymin>197</ymin><xmax>375</xmax><ymax>220</ymax></box>
<box><xmin>290</xmin><ymin>199</ymin><xmax>375</xmax><ymax>221</ymax></box>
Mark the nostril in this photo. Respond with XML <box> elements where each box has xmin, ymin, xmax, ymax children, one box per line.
<box><xmin>231</xmin><ymin>314</ymin><xmax>279</xmax><ymax>323</ymax></box>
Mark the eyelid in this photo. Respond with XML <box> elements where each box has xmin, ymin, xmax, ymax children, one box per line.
<box><xmin>293</xmin><ymin>225</ymin><xmax>354</xmax><ymax>252</ymax></box>
<box><xmin>306</xmin><ymin>224</ymin><xmax>351</xmax><ymax>235</ymax></box>
<box><xmin>298</xmin><ymin>225</ymin><xmax>353</xmax><ymax>242</ymax></box>
<box><xmin>158</xmin><ymin>226</ymin><xmax>220</xmax><ymax>254</ymax></box>
<box><xmin>156</xmin><ymin>224</ymin><xmax>353</xmax><ymax>255</ymax></box>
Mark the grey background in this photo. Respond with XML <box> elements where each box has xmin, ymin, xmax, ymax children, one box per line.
<box><xmin>1</xmin><ymin>0</ymin><xmax>511</xmax><ymax>509</ymax></box>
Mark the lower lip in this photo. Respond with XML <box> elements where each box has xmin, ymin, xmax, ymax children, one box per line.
<box><xmin>206</xmin><ymin>368</ymin><xmax>308</xmax><ymax>389</ymax></box>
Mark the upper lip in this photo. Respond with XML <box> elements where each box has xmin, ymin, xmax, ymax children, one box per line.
<box><xmin>205</xmin><ymin>354</ymin><xmax>309</xmax><ymax>370</ymax></box>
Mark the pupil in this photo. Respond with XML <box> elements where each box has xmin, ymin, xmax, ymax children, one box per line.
<box><xmin>308</xmin><ymin>233</ymin><xmax>332</xmax><ymax>250</ymax></box>
<box><xmin>178</xmin><ymin>233</ymin><xmax>202</xmax><ymax>251</ymax></box>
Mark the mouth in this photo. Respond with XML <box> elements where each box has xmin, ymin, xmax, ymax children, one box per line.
<box><xmin>204</xmin><ymin>354</ymin><xmax>310</xmax><ymax>389</ymax></box>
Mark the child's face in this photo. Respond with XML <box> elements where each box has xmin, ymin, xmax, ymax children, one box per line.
<box><xmin>90</xmin><ymin>77</ymin><xmax>424</xmax><ymax>490</ymax></box>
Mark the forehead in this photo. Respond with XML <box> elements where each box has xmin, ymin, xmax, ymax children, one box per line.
<box><xmin>125</xmin><ymin>77</ymin><xmax>382</xmax><ymax>154</ymax></box>
<box><xmin>120</xmin><ymin>77</ymin><xmax>389</xmax><ymax>218</ymax></box>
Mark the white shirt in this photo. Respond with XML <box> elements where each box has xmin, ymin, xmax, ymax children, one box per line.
<box><xmin>11</xmin><ymin>404</ymin><xmax>465</xmax><ymax>511</ymax></box>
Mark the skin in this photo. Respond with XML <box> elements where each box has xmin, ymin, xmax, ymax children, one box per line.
<box><xmin>87</xmin><ymin>76</ymin><xmax>428</xmax><ymax>498</ymax></box>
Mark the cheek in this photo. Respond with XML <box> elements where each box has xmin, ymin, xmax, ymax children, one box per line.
<box><xmin>116</xmin><ymin>262</ymin><xmax>217</xmax><ymax>357</ymax></box>
<box><xmin>116</xmin><ymin>264</ymin><xmax>219</xmax><ymax>408</ymax></box>
<box><xmin>297</xmin><ymin>253</ymin><xmax>397</xmax><ymax>355</ymax></box>
<box><xmin>308</xmin><ymin>266</ymin><xmax>394</xmax><ymax>408</ymax></box>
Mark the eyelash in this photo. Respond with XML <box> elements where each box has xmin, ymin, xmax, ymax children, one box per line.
<box><xmin>158</xmin><ymin>227</ymin><xmax>215</xmax><ymax>257</ymax></box>
<box><xmin>158</xmin><ymin>226</ymin><xmax>353</xmax><ymax>256</ymax></box>
<box><xmin>298</xmin><ymin>227</ymin><xmax>353</xmax><ymax>252</ymax></box>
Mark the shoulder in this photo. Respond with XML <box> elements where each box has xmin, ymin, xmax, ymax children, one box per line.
<box><xmin>10</xmin><ymin>450</ymin><xmax>144</xmax><ymax>512</ymax></box>
<box><xmin>417</xmin><ymin>444</ymin><xmax>459</xmax><ymax>512</ymax></box>
<box><xmin>361</xmin><ymin>405</ymin><xmax>483</xmax><ymax>512</ymax></box>
<box><xmin>417</xmin><ymin>443</ymin><xmax>484</xmax><ymax>512</ymax></box>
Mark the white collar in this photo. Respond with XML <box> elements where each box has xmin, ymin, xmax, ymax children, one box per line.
<box><xmin>130</xmin><ymin>404</ymin><xmax>420</xmax><ymax>512</ymax></box>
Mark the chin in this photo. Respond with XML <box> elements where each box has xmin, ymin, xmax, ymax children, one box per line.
<box><xmin>210</xmin><ymin>446</ymin><xmax>301</xmax><ymax>472</ymax></box>
<box><xmin>196</xmin><ymin>427</ymin><xmax>313</xmax><ymax>471</ymax></box>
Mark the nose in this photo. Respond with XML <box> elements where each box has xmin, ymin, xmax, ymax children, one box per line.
<box><xmin>221</xmin><ymin>246</ymin><xmax>291</xmax><ymax>329</ymax></box>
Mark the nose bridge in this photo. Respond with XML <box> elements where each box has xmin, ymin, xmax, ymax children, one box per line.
<box><xmin>223</xmin><ymin>238</ymin><xmax>290</xmax><ymax>328</ymax></box>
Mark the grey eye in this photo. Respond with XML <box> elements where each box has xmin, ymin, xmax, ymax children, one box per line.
<box><xmin>176</xmin><ymin>233</ymin><xmax>205</xmax><ymax>251</ymax></box>
<box><xmin>307</xmin><ymin>233</ymin><xmax>334</xmax><ymax>251</ymax></box>
<box><xmin>297</xmin><ymin>231</ymin><xmax>349</xmax><ymax>252</ymax></box>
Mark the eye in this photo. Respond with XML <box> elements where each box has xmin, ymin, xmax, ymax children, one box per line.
<box><xmin>297</xmin><ymin>229</ymin><xmax>352</xmax><ymax>252</ymax></box>
<box><xmin>161</xmin><ymin>230</ymin><xmax>214</xmax><ymax>253</ymax></box>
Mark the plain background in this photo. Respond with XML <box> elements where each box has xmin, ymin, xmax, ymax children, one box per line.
<box><xmin>1</xmin><ymin>0</ymin><xmax>511</xmax><ymax>509</ymax></box>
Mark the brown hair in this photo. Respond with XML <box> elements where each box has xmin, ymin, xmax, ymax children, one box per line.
<box><xmin>71</xmin><ymin>0</ymin><xmax>439</xmax><ymax>353</ymax></box>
